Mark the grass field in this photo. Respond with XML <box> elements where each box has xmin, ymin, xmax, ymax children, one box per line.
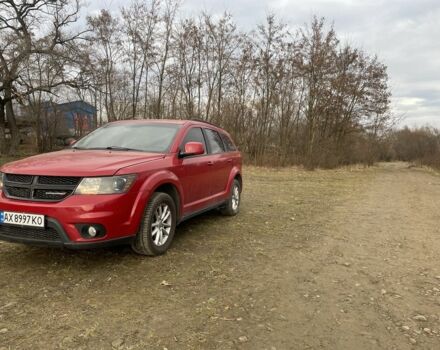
<box><xmin>0</xmin><ymin>160</ymin><xmax>439</xmax><ymax>349</ymax></box>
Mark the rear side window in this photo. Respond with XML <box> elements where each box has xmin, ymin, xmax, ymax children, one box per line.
<box><xmin>220</xmin><ymin>133</ymin><xmax>237</xmax><ymax>152</ymax></box>
<box><xmin>181</xmin><ymin>127</ymin><xmax>206</xmax><ymax>154</ymax></box>
<box><xmin>204</xmin><ymin>128</ymin><xmax>225</xmax><ymax>154</ymax></box>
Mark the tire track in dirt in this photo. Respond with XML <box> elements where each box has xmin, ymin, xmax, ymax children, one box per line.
<box><xmin>257</xmin><ymin>163</ymin><xmax>440</xmax><ymax>350</ymax></box>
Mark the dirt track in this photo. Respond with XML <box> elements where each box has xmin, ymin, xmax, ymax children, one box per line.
<box><xmin>0</xmin><ymin>163</ymin><xmax>439</xmax><ymax>349</ymax></box>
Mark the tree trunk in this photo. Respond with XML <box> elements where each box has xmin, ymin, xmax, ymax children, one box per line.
<box><xmin>157</xmin><ymin>67</ymin><xmax>165</xmax><ymax>118</ymax></box>
<box><xmin>0</xmin><ymin>97</ymin><xmax>6</xmax><ymax>154</ymax></box>
<box><xmin>5</xmin><ymin>100</ymin><xmax>19</xmax><ymax>155</ymax></box>
<box><xmin>93</xmin><ymin>89</ymin><xmax>98</xmax><ymax>128</ymax></box>
<box><xmin>4</xmin><ymin>85</ymin><xmax>20</xmax><ymax>155</ymax></box>
<box><xmin>36</xmin><ymin>106</ymin><xmax>43</xmax><ymax>153</ymax></box>
<box><xmin>143</xmin><ymin>66</ymin><xmax>149</xmax><ymax>119</ymax></box>
<box><xmin>217</xmin><ymin>68</ymin><xmax>222</xmax><ymax>123</ymax></box>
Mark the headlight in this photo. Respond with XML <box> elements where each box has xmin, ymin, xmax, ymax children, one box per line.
<box><xmin>75</xmin><ymin>175</ymin><xmax>136</xmax><ymax>195</ymax></box>
<box><xmin>0</xmin><ymin>172</ymin><xmax>4</xmax><ymax>192</ymax></box>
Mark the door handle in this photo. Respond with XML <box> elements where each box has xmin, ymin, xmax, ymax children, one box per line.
<box><xmin>227</xmin><ymin>159</ymin><xmax>232</xmax><ymax>163</ymax></box>
<box><xmin>207</xmin><ymin>161</ymin><xmax>214</xmax><ymax>166</ymax></box>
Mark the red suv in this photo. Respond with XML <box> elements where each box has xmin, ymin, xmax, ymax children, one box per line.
<box><xmin>0</xmin><ymin>120</ymin><xmax>242</xmax><ymax>255</ymax></box>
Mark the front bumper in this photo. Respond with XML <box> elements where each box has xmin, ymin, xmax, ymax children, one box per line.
<box><xmin>0</xmin><ymin>218</ymin><xmax>133</xmax><ymax>248</ymax></box>
<box><xmin>0</xmin><ymin>191</ymin><xmax>142</xmax><ymax>247</ymax></box>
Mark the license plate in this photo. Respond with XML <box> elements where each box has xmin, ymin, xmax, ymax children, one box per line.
<box><xmin>0</xmin><ymin>211</ymin><xmax>45</xmax><ymax>228</ymax></box>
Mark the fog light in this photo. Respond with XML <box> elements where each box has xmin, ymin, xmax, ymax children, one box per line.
<box><xmin>75</xmin><ymin>223</ymin><xmax>106</xmax><ymax>239</ymax></box>
<box><xmin>88</xmin><ymin>226</ymin><xmax>97</xmax><ymax>237</ymax></box>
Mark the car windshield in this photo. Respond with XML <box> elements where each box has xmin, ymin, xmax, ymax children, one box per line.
<box><xmin>73</xmin><ymin>123</ymin><xmax>181</xmax><ymax>153</ymax></box>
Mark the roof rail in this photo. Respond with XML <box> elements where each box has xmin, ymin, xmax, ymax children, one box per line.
<box><xmin>190</xmin><ymin>118</ymin><xmax>221</xmax><ymax>128</ymax></box>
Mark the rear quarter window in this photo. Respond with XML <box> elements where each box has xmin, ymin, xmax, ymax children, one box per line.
<box><xmin>220</xmin><ymin>133</ymin><xmax>237</xmax><ymax>152</ymax></box>
<box><xmin>204</xmin><ymin>128</ymin><xmax>225</xmax><ymax>154</ymax></box>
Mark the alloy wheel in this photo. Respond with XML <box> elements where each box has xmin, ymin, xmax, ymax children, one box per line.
<box><xmin>151</xmin><ymin>203</ymin><xmax>172</xmax><ymax>246</ymax></box>
<box><xmin>232</xmin><ymin>185</ymin><xmax>240</xmax><ymax>211</ymax></box>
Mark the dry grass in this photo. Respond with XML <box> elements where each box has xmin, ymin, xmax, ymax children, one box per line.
<box><xmin>0</xmin><ymin>163</ymin><xmax>370</xmax><ymax>349</ymax></box>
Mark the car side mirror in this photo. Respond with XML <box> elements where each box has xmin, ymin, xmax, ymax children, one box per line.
<box><xmin>180</xmin><ymin>142</ymin><xmax>205</xmax><ymax>157</ymax></box>
<box><xmin>64</xmin><ymin>137</ymin><xmax>78</xmax><ymax>148</ymax></box>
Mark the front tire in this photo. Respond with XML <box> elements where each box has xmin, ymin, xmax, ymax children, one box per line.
<box><xmin>131</xmin><ymin>192</ymin><xmax>177</xmax><ymax>256</ymax></box>
<box><xmin>221</xmin><ymin>179</ymin><xmax>241</xmax><ymax>216</ymax></box>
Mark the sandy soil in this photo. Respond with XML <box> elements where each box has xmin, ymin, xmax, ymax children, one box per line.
<box><xmin>0</xmin><ymin>162</ymin><xmax>439</xmax><ymax>349</ymax></box>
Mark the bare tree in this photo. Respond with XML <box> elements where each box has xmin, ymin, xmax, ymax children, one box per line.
<box><xmin>121</xmin><ymin>0</ymin><xmax>160</xmax><ymax>119</ymax></box>
<box><xmin>204</xmin><ymin>13</ymin><xmax>238</xmax><ymax>123</ymax></box>
<box><xmin>87</xmin><ymin>9</ymin><xmax>122</xmax><ymax>122</ymax></box>
<box><xmin>0</xmin><ymin>0</ymin><xmax>87</xmax><ymax>154</ymax></box>
<box><xmin>296</xmin><ymin>17</ymin><xmax>339</xmax><ymax>166</ymax></box>
<box><xmin>173</xmin><ymin>18</ymin><xmax>201</xmax><ymax>118</ymax></box>
<box><xmin>250</xmin><ymin>14</ymin><xmax>287</xmax><ymax>162</ymax></box>
<box><xmin>155</xmin><ymin>0</ymin><xmax>179</xmax><ymax>118</ymax></box>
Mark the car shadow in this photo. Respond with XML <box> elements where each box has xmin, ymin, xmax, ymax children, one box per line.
<box><xmin>174</xmin><ymin>209</ymin><xmax>222</xmax><ymax>240</ymax></box>
<box><xmin>0</xmin><ymin>243</ymin><xmax>134</xmax><ymax>267</ymax></box>
<box><xmin>0</xmin><ymin>208</ymin><xmax>230</xmax><ymax>269</ymax></box>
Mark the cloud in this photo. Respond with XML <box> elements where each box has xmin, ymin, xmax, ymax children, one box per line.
<box><xmin>397</xmin><ymin>97</ymin><xmax>426</xmax><ymax>107</ymax></box>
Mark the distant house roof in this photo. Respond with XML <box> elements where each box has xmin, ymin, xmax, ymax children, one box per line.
<box><xmin>42</xmin><ymin>100</ymin><xmax>97</xmax><ymax>115</ymax></box>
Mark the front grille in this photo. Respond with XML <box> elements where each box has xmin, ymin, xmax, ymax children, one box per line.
<box><xmin>6</xmin><ymin>186</ymin><xmax>32</xmax><ymax>198</ymax></box>
<box><xmin>3</xmin><ymin>174</ymin><xmax>81</xmax><ymax>202</ymax></box>
<box><xmin>0</xmin><ymin>224</ymin><xmax>61</xmax><ymax>242</ymax></box>
<box><xmin>5</xmin><ymin>174</ymin><xmax>33</xmax><ymax>184</ymax></box>
<box><xmin>37</xmin><ymin>176</ymin><xmax>81</xmax><ymax>186</ymax></box>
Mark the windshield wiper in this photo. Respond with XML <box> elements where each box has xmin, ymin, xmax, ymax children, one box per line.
<box><xmin>105</xmin><ymin>146</ymin><xmax>141</xmax><ymax>151</ymax></box>
<box><xmin>72</xmin><ymin>146</ymin><xmax>143</xmax><ymax>151</ymax></box>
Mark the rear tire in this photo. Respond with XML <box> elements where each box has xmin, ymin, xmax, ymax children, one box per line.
<box><xmin>221</xmin><ymin>179</ymin><xmax>241</xmax><ymax>216</ymax></box>
<box><xmin>131</xmin><ymin>192</ymin><xmax>177</xmax><ymax>256</ymax></box>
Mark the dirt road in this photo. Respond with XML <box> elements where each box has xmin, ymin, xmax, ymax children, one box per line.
<box><xmin>0</xmin><ymin>163</ymin><xmax>439</xmax><ymax>349</ymax></box>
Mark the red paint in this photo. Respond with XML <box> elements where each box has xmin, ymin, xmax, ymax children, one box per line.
<box><xmin>0</xmin><ymin>120</ymin><xmax>242</xmax><ymax>246</ymax></box>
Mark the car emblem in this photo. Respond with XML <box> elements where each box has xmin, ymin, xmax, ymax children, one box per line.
<box><xmin>45</xmin><ymin>191</ymin><xmax>67</xmax><ymax>196</ymax></box>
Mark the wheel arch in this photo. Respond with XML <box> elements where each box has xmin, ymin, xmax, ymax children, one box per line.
<box><xmin>153</xmin><ymin>182</ymin><xmax>181</xmax><ymax>220</ymax></box>
<box><xmin>227</xmin><ymin>167</ymin><xmax>242</xmax><ymax>194</ymax></box>
<box><xmin>131</xmin><ymin>170</ymin><xmax>184</xmax><ymax>227</ymax></box>
<box><xmin>234</xmin><ymin>172</ymin><xmax>243</xmax><ymax>191</ymax></box>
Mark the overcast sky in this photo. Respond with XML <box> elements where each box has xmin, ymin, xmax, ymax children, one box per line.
<box><xmin>87</xmin><ymin>0</ymin><xmax>440</xmax><ymax>128</ymax></box>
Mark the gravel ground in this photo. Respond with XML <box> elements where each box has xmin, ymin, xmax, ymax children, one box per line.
<box><xmin>0</xmin><ymin>162</ymin><xmax>439</xmax><ymax>349</ymax></box>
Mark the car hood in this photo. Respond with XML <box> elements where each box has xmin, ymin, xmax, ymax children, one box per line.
<box><xmin>1</xmin><ymin>150</ymin><xmax>165</xmax><ymax>177</ymax></box>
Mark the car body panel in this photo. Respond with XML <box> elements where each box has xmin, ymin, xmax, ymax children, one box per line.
<box><xmin>1</xmin><ymin>149</ymin><xmax>165</xmax><ymax>177</ymax></box>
